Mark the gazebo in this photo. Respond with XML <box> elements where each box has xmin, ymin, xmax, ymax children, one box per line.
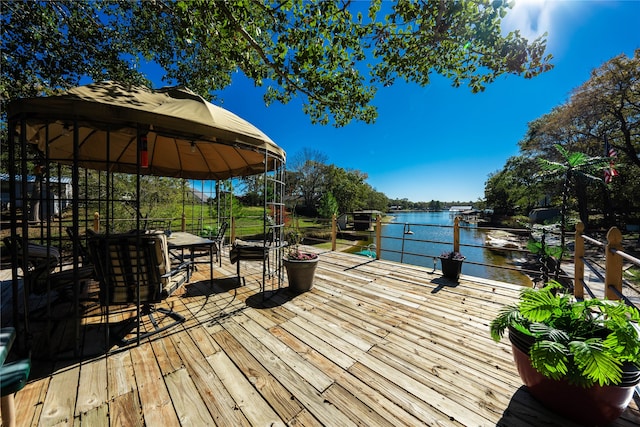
<box><xmin>5</xmin><ymin>81</ymin><xmax>287</xmax><ymax>354</ymax></box>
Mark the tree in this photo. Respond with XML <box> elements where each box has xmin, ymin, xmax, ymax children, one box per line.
<box><xmin>318</xmin><ymin>192</ymin><xmax>339</xmax><ymax>219</ymax></box>
<box><xmin>238</xmin><ymin>175</ymin><xmax>265</xmax><ymax>206</ymax></box>
<box><xmin>487</xmin><ymin>51</ymin><xmax>639</xmax><ymax>225</ymax></box>
<box><xmin>428</xmin><ymin>200</ymin><xmax>443</xmax><ymax>211</ymax></box>
<box><xmin>2</xmin><ymin>0</ymin><xmax>552</xmax><ymax>127</ymax></box>
<box><xmin>363</xmin><ymin>187</ymin><xmax>389</xmax><ymax>212</ymax></box>
<box><xmin>484</xmin><ymin>155</ymin><xmax>544</xmax><ymax>215</ymax></box>
<box><xmin>82</xmin><ymin>172</ymin><xmax>184</xmax><ymax>231</ymax></box>
<box><xmin>537</xmin><ymin>145</ymin><xmax>607</xmax><ymax>277</ymax></box>
<box><xmin>287</xmin><ymin>148</ymin><xmax>329</xmax><ymax>212</ymax></box>
<box><xmin>568</xmin><ymin>50</ymin><xmax>640</xmax><ymax>169</ymax></box>
<box><xmin>325</xmin><ymin>165</ymin><xmax>368</xmax><ymax>214</ymax></box>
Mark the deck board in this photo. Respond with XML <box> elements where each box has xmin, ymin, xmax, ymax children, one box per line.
<box><xmin>4</xmin><ymin>248</ymin><xmax>640</xmax><ymax>426</ymax></box>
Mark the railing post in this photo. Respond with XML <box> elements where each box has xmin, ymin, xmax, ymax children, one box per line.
<box><xmin>331</xmin><ymin>214</ymin><xmax>337</xmax><ymax>252</ymax></box>
<box><xmin>574</xmin><ymin>222</ymin><xmax>585</xmax><ymax>299</ymax></box>
<box><xmin>453</xmin><ymin>217</ymin><xmax>460</xmax><ymax>253</ymax></box>
<box><xmin>181</xmin><ymin>212</ymin><xmax>186</xmax><ymax>232</ymax></box>
<box><xmin>375</xmin><ymin>215</ymin><xmax>382</xmax><ymax>260</ymax></box>
<box><xmin>604</xmin><ymin>226</ymin><xmax>623</xmax><ymax>300</ymax></box>
<box><xmin>93</xmin><ymin>212</ymin><xmax>100</xmax><ymax>233</ymax></box>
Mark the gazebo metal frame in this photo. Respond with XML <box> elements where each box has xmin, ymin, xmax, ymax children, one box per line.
<box><xmin>5</xmin><ymin>82</ymin><xmax>286</xmax><ymax>355</ymax></box>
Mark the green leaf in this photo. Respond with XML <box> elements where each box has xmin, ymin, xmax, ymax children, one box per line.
<box><xmin>570</xmin><ymin>339</ymin><xmax>623</xmax><ymax>386</ymax></box>
<box><xmin>489</xmin><ymin>304</ymin><xmax>523</xmax><ymax>341</ymax></box>
<box><xmin>518</xmin><ymin>286</ymin><xmax>561</xmax><ymax>322</ymax></box>
<box><xmin>530</xmin><ymin>340</ymin><xmax>569</xmax><ymax>380</ymax></box>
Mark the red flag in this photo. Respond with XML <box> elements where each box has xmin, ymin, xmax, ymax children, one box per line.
<box><xmin>604</xmin><ymin>136</ymin><xmax>618</xmax><ymax>184</ymax></box>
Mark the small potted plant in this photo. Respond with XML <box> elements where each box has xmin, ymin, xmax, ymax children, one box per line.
<box><xmin>490</xmin><ymin>281</ymin><xmax>640</xmax><ymax>425</ymax></box>
<box><xmin>283</xmin><ymin>229</ymin><xmax>319</xmax><ymax>293</ymax></box>
<box><xmin>438</xmin><ymin>251</ymin><xmax>465</xmax><ymax>281</ymax></box>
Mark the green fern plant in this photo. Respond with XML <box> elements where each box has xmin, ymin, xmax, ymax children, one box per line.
<box><xmin>490</xmin><ymin>281</ymin><xmax>640</xmax><ymax>387</ymax></box>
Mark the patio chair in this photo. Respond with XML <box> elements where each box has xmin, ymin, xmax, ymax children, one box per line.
<box><xmin>212</xmin><ymin>221</ymin><xmax>228</xmax><ymax>265</ymax></box>
<box><xmin>229</xmin><ymin>222</ymin><xmax>287</xmax><ymax>286</ymax></box>
<box><xmin>190</xmin><ymin>221</ymin><xmax>228</xmax><ymax>268</ymax></box>
<box><xmin>143</xmin><ymin>216</ymin><xmax>173</xmax><ymax>233</ymax></box>
<box><xmin>3</xmin><ymin>236</ymin><xmax>94</xmax><ymax>297</ymax></box>
<box><xmin>87</xmin><ymin>231</ymin><xmax>188</xmax><ymax>345</ymax></box>
<box><xmin>229</xmin><ymin>240</ymin><xmax>269</xmax><ymax>287</ymax></box>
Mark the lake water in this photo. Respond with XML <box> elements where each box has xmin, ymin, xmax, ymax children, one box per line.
<box><xmin>377</xmin><ymin>211</ymin><xmax>532</xmax><ymax>287</ymax></box>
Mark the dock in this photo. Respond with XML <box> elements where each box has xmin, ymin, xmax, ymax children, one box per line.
<box><xmin>4</xmin><ymin>248</ymin><xmax>640</xmax><ymax>426</ymax></box>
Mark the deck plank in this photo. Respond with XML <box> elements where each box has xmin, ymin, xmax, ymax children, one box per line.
<box><xmin>75</xmin><ymin>403</ymin><xmax>108</xmax><ymax>427</ymax></box>
<box><xmin>14</xmin><ymin>376</ymin><xmax>49</xmax><ymax>427</ymax></box>
<box><xmin>223</xmin><ymin>319</ymin><xmax>359</xmax><ymax>427</ymax></box>
<box><xmin>39</xmin><ymin>365</ymin><xmax>78</xmax><ymax>427</ymax></box>
<box><xmin>6</xmin><ymin>247</ymin><xmax>639</xmax><ymax>426</ymax></box>
<box><xmin>164</xmin><ymin>368</ymin><xmax>216</xmax><ymax>426</ymax></box>
<box><xmin>212</xmin><ymin>328</ymin><xmax>304</xmax><ymax>422</ymax></box>
<box><xmin>172</xmin><ymin>328</ymin><xmax>252</xmax><ymax>427</ymax></box>
<box><xmin>206</xmin><ymin>331</ymin><xmax>286</xmax><ymax>427</ymax></box>
<box><xmin>106</xmin><ymin>350</ymin><xmax>136</xmax><ymax>400</ymax></box>
<box><xmin>129</xmin><ymin>343</ymin><xmax>180</xmax><ymax>427</ymax></box>
<box><xmin>108</xmin><ymin>390</ymin><xmax>143</xmax><ymax>427</ymax></box>
<box><xmin>75</xmin><ymin>357</ymin><xmax>107</xmax><ymax>416</ymax></box>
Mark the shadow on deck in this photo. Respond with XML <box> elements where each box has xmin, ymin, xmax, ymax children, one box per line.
<box><xmin>3</xmin><ymin>248</ymin><xmax>640</xmax><ymax>426</ymax></box>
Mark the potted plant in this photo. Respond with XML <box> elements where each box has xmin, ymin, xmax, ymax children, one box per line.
<box><xmin>283</xmin><ymin>229</ymin><xmax>319</xmax><ymax>293</ymax></box>
<box><xmin>490</xmin><ymin>281</ymin><xmax>640</xmax><ymax>425</ymax></box>
<box><xmin>439</xmin><ymin>251</ymin><xmax>465</xmax><ymax>281</ymax></box>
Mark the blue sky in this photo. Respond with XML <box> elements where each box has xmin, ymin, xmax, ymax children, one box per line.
<box><xmin>172</xmin><ymin>1</ymin><xmax>640</xmax><ymax>204</ymax></box>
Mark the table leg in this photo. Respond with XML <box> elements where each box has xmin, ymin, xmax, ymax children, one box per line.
<box><xmin>209</xmin><ymin>244</ymin><xmax>214</xmax><ymax>283</ymax></box>
<box><xmin>187</xmin><ymin>248</ymin><xmax>194</xmax><ymax>282</ymax></box>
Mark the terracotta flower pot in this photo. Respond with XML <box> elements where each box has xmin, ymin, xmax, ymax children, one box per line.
<box><xmin>283</xmin><ymin>256</ymin><xmax>319</xmax><ymax>293</ymax></box>
<box><xmin>508</xmin><ymin>327</ymin><xmax>640</xmax><ymax>426</ymax></box>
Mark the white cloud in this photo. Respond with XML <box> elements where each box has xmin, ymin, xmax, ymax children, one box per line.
<box><xmin>502</xmin><ymin>0</ymin><xmax>556</xmax><ymax>41</ymax></box>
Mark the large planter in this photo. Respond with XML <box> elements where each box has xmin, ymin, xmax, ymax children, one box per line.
<box><xmin>439</xmin><ymin>258</ymin><xmax>463</xmax><ymax>281</ymax></box>
<box><xmin>283</xmin><ymin>256</ymin><xmax>319</xmax><ymax>293</ymax></box>
<box><xmin>508</xmin><ymin>326</ymin><xmax>640</xmax><ymax>426</ymax></box>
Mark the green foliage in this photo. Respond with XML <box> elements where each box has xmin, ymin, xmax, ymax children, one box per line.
<box><xmin>2</xmin><ymin>0</ymin><xmax>551</xmax><ymax>127</ymax></box>
<box><xmin>318</xmin><ymin>192</ymin><xmax>339</xmax><ymax>218</ymax></box>
<box><xmin>490</xmin><ymin>282</ymin><xmax>640</xmax><ymax>387</ymax></box>
<box><xmin>484</xmin><ymin>155</ymin><xmax>543</xmax><ymax>215</ymax></box>
<box><xmin>486</xmin><ymin>50</ymin><xmax>640</xmax><ymax>223</ymax></box>
<box><xmin>526</xmin><ymin>239</ymin><xmax>563</xmax><ymax>259</ymax></box>
<box><xmin>538</xmin><ymin>145</ymin><xmax>607</xmax><ymax>279</ymax></box>
<box><xmin>286</xmin><ymin>149</ymin><xmax>387</xmax><ymax>214</ymax></box>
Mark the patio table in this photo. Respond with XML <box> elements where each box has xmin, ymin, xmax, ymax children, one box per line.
<box><xmin>166</xmin><ymin>232</ymin><xmax>215</xmax><ymax>282</ymax></box>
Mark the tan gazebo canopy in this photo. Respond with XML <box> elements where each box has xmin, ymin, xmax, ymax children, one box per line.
<box><xmin>9</xmin><ymin>81</ymin><xmax>285</xmax><ymax>179</ymax></box>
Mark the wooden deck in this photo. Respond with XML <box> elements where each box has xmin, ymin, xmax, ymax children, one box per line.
<box><xmin>6</xmin><ymin>247</ymin><xmax>640</xmax><ymax>426</ymax></box>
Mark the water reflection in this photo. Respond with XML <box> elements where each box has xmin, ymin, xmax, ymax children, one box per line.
<box><xmin>379</xmin><ymin>211</ymin><xmax>532</xmax><ymax>287</ymax></box>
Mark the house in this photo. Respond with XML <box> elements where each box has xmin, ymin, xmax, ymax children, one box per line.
<box><xmin>0</xmin><ymin>174</ymin><xmax>72</xmax><ymax>217</ymax></box>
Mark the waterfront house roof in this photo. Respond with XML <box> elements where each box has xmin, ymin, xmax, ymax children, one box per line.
<box><xmin>449</xmin><ymin>205</ymin><xmax>472</xmax><ymax>212</ymax></box>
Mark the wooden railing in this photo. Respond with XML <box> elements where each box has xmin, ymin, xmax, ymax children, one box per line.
<box><xmin>325</xmin><ymin>214</ymin><xmax>538</xmax><ymax>285</ymax></box>
<box><xmin>574</xmin><ymin>222</ymin><xmax>639</xmax><ymax>306</ymax></box>
<box><xmin>93</xmin><ymin>212</ymin><xmax>638</xmax><ymax>306</ymax></box>
<box><xmin>328</xmin><ymin>214</ymin><xmax>464</xmax><ymax>261</ymax></box>
<box><xmin>325</xmin><ymin>215</ymin><xmax>638</xmax><ymax>307</ymax></box>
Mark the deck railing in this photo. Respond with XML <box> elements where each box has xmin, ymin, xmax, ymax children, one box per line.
<box><xmin>574</xmin><ymin>221</ymin><xmax>640</xmax><ymax>308</ymax></box>
<box><xmin>327</xmin><ymin>214</ymin><xmax>540</xmax><ymax>283</ymax></box>
<box><xmin>92</xmin><ymin>211</ymin><xmax>639</xmax><ymax>307</ymax></box>
<box><xmin>325</xmin><ymin>215</ymin><xmax>639</xmax><ymax>307</ymax></box>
